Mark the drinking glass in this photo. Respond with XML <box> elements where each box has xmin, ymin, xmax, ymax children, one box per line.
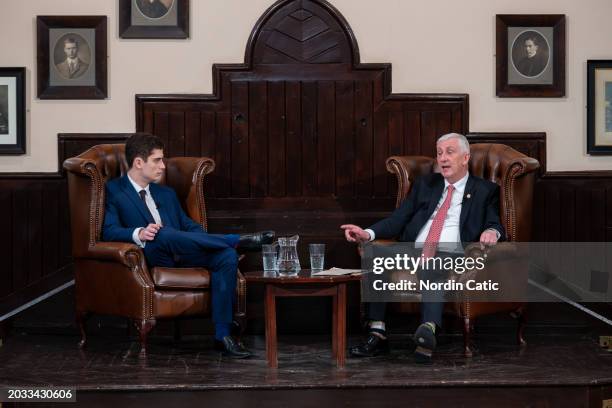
<box><xmin>262</xmin><ymin>244</ymin><xmax>278</xmax><ymax>272</ymax></box>
<box><xmin>309</xmin><ymin>243</ymin><xmax>325</xmax><ymax>271</ymax></box>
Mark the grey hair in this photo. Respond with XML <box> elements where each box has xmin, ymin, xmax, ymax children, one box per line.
<box><xmin>437</xmin><ymin>133</ymin><xmax>470</xmax><ymax>154</ymax></box>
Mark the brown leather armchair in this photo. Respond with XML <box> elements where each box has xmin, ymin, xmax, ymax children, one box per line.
<box><xmin>381</xmin><ymin>143</ymin><xmax>540</xmax><ymax>356</ymax></box>
<box><xmin>63</xmin><ymin>143</ymin><xmax>246</xmax><ymax>353</ymax></box>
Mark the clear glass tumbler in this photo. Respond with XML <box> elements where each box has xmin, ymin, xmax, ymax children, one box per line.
<box><xmin>262</xmin><ymin>244</ymin><xmax>278</xmax><ymax>272</ymax></box>
<box><xmin>309</xmin><ymin>243</ymin><xmax>325</xmax><ymax>271</ymax></box>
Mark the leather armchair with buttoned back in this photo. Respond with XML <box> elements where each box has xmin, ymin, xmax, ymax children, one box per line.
<box><xmin>63</xmin><ymin>142</ymin><xmax>246</xmax><ymax>354</ymax></box>
<box><xmin>381</xmin><ymin>143</ymin><xmax>540</xmax><ymax>356</ymax></box>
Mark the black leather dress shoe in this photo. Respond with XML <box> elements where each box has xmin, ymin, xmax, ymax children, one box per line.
<box><xmin>413</xmin><ymin>323</ymin><xmax>436</xmax><ymax>364</ymax></box>
<box><xmin>214</xmin><ymin>336</ymin><xmax>252</xmax><ymax>359</ymax></box>
<box><xmin>349</xmin><ymin>333</ymin><xmax>389</xmax><ymax>357</ymax></box>
<box><xmin>237</xmin><ymin>230</ymin><xmax>275</xmax><ymax>253</ymax></box>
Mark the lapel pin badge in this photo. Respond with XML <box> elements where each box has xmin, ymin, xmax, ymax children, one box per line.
<box><xmin>466</xmin><ymin>193</ymin><xmax>471</xmax><ymax>199</ymax></box>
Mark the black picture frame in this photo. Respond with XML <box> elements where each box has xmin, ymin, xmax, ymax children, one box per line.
<box><xmin>0</xmin><ymin>67</ymin><xmax>26</xmax><ymax>155</ymax></box>
<box><xmin>496</xmin><ymin>14</ymin><xmax>565</xmax><ymax>98</ymax></box>
<box><xmin>37</xmin><ymin>16</ymin><xmax>107</xmax><ymax>100</ymax></box>
<box><xmin>587</xmin><ymin>60</ymin><xmax>612</xmax><ymax>155</ymax></box>
<box><xmin>119</xmin><ymin>0</ymin><xmax>189</xmax><ymax>39</ymax></box>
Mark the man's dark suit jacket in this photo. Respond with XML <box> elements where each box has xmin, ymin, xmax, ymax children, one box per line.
<box><xmin>369</xmin><ymin>173</ymin><xmax>505</xmax><ymax>244</ymax></box>
<box><xmin>102</xmin><ymin>175</ymin><xmax>204</xmax><ymax>243</ymax></box>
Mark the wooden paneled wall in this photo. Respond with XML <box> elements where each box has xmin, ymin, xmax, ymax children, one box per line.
<box><xmin>1</xmin><ymin>0</ymin><xmax>610</xmax><ymax>320</ymax></box>
<box><xmin>0</xmin><ymin>175</ymin><xmax>71</xmax><ymax>312</ymax></box>
<box><xmin>130</xmin><ymin>1</ymin><xmax>472</xmax><ymax>270</ymax></box>
<box><xmin>534</xmin><ymin>172</ymin><xmax>612</xmax><ymax>242</ymax></box>
<box><xmin>0</xmin><ymin>134</ymin><xmax>130</xmax><ymax>317</ymax></box>
<box><xmin>137</xmin><ymin>89</ymin><xmax>467</xmax><ymax>208</ymax></box>
<box><xmin>136</xmin><ymin>93</ymin><xmax>467</xmax><ymax>270</ymax></box>
<box><xmin>4</xmin><ymin>131</ymin><xmax>611</xmax><ymax>319</ymax></box>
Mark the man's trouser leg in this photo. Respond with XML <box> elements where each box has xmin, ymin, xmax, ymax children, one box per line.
<box><xmin>143</xmin><ymin>228</ymin><xmax>239</xmax><ymax>326</ymax></box>
<box><xmin>417</xmin><ymin>252</ymin><xmax>458</xmax><ymax>328</ymax></box>
<box><xmin>365</xmin><ymin>302</ymin><xmax>387</xmax><ymax>322</ymax></box>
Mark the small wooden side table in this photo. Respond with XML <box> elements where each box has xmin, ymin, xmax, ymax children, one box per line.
<box><xmin>244</xmin><ymin>270</ymin><xmax>361</xmax><ymax>368</ymax></box>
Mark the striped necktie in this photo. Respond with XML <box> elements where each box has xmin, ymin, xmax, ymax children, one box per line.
<box><xmin>422</xmin><ymin>184</ymin><xmax>455</xmax><ymax>258</ymax></box>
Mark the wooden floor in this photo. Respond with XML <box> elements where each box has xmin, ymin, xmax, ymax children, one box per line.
<box><xmin>0</xmin><ymin>330</ymin><xmax>611</xmax><ymax>407</ymax></box>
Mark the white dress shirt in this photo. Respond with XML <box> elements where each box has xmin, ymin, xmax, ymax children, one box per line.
<box><xmin>365</xmin><ymin>173</ymin><xmax>499</xmax><ymax>252</ymax></box>
<box><xmin>66</xmin><ymin>57</ymin><xmax>80</xmax><ymax>73</ymax></box>
<box><xmin>127</xmin><ymin>174</ymin><xmax>162</xmax><ymax>248</ymax></box>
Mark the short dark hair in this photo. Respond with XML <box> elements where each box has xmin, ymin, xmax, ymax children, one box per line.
<box><xmin>63</xmin><ymin>37</ymin><xmax>79</xmax><ymax>47</ymax></box>
<box><xmin>125</xmin><ymin>133</ymin><xmax>164</xmax><ymax>168</ymax></box>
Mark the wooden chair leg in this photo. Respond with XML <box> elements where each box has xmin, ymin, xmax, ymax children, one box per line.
<box><xmin>462</xmin><ymin>316</ymin><xmax>473</xmax><ymax>357</ymax></box>
<box><xmin>232</xmin><ymin>314</ymin><xmax>246</xmax><ymax>338</ymax></box>
<box><xmin>134</xmin><ymin>318</ymin><xmax>156</xmax><ymax>356</ymax></box>
<box><xmin>76</xmin><ymin>311</ymin><xmax>90</xmax><ymax>348</ymax></box>
<box><xmin>512</xmin><ymin>306</ymin><xmax>527</xmax><ymax>347</ymax></box>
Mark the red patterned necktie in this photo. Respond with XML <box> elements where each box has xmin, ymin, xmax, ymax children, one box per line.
<box><xmin>422</xmin><ymin>184</ymin><xmax>455</xmax><ymax>258</ymax></box>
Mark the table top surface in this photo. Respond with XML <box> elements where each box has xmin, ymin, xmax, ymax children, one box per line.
<box><xmin>243</xmin><ymin>269</ymin><xmax>362</xmax><ymax>283</ymax></box>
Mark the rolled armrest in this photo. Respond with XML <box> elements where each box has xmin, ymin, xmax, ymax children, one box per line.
<box><xmin>464</xmin><ymin>242</ymin><xmax>520</xmax><ymax>261</ymax></box>
<box><xmin>63</xmin><ymin>157</ymin><xmax>98</xmax><ymax>175</ymax></box>
<box><xmin>460</xmin><ymin>242</ymin><xmax>523</xmax><ymax>282</ymax></box>
<box><xmin>86</xmin><ymin>242</ymin><xmax>154</xmax><ymax>288</ymax></box>
<box><xmin>91</xmin><ymin>241</ymin><xmax>155</xmax><ymax>288</ymax></box>
<box><xmin>516</xmin><ymin>156</ymin><xmax>540</xmax><ymax>175</ymax></box>
<box><xmin>371</xmin><ymin>239</ymin><xmax>398</xmax><ymax>246</ymax></box>
<box><xmin>496</xmin><ymin>150</ymin><xmax>540</xmax><ymax>178</ymax></box>
<box><xmin>85</xmin><ymin>241</ymin><xmax>144</xmax><ymax>268</ymax></box>
<box><xmin>457</xmin><ymin>242</ymin><xmax>528</xmax><ymax>301</ymax></box>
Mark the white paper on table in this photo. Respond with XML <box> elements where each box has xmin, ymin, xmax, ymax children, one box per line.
<box><xmin>311</xmin><ymin>267</ymin><xmax>363</xmax><ymax>276</ymax></box>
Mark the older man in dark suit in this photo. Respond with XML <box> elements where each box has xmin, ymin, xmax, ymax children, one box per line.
<box><xmin>341</xmin><ymin>133</ymin><xmax>505</xmax><ymax>363</ymax></box>
<box><xmin>516</xmin><ymin>36</ymin><xmax>548</xmax><ymax>77</ymax></box>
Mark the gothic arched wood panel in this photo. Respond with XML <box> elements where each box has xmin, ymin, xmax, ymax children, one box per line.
<box><xmin>135</xmin><ymin>0</ymin><xmax>468</xmax><ymax>267</ymax></box>
<box><xmin>247</xmin><ymin>0</ymin><xmax>357</xmax><ymax>64</ymax></box>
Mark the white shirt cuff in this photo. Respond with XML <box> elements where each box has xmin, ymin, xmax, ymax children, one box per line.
<box><xmin>132</xmin><ymin>228</ymin><xmax>146</xmax><ymax>248</ymax></box>
<box><xmin>364</xmin><ymin>228</ymin><xmax>375</xmax><ymax>241</ymax></box>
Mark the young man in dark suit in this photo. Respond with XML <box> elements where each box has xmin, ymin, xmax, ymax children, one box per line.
<box><xmin>55</xmin><ymin>38</ymin><xmax>89</xmax><ymax>80</ymax></box>
<box><xmin>341</xmin><ymin>133</ymin><xmax>505</xmax><ymax>363</ymax></box>
<box><xmin>103</xmin><ymin>134</ymin><xmax>273</xmax><ymax>358</ymax></box>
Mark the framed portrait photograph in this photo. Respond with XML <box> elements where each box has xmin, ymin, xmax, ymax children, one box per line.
<box><xmin>587</xmin><ymin>60</ymin><xmax>612</xmax><ymax>155</ymax></box>
<box><xmin>0</xmin><ymin>68</ymin><xmax>25</xmax><ymax>155</ymax></box>
<box><xmin>119</xmin><ymin>0</ymin><xmax>189</xmax><ymax>39</ymax></box>
<box><xmin>496</xmin><ymin>14</ymin><xmax>565</xmax><ymax>97</ymax></box>
<box><xmin>37</xmin><ymin>16</ymin><xmax>107</xmax><ymax>99</ymax></box>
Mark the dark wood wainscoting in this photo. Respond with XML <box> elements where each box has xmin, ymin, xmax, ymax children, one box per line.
<box><xmin>534</xmin><ymin>171</ymin><xmax>612</xmax><ymax>242</ymax></box>
<box><xmin>2</xmin><ymin>132</ymin><xmax>611</xmax><ymax>324</ymax></box>
<box><xmin>0</xmin><ymin>174</ymin><xmax>70</xmax><ymax>316</ymax></box>
<box><xmin>0</xmin><ymin>134</ymin><xmax>132</xmax><ymax>319</ymax></box>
